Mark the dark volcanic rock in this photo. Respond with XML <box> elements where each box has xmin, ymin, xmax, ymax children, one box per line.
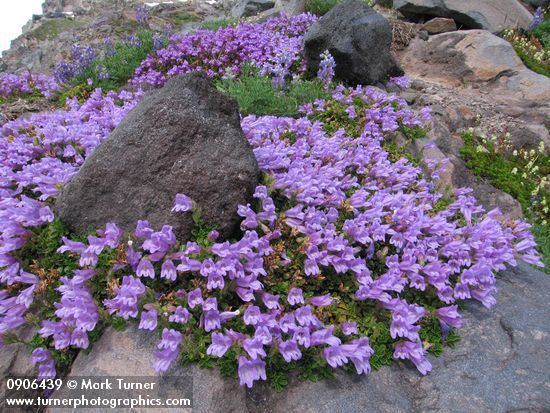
<box><xmin>304</xmin><ymin>0</ymin><xmax>402</xmax><ymax>86</ymax></box>
<box><xmin>55</xmin><ymin>73</ymin><xmax>260</xmax><ymax>240</ymax></box>
<box><xmin>232</xmin><ymin>0</ymin><xmax>276</xmax><ymax>17</ymax></box>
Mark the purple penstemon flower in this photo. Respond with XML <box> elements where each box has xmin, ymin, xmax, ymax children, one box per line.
<box><xmin>435</xmin><ymin>305</ymin><xmax>462</xmax><ymax>331</ymax></box>
<box><xmin>139</xmin><ymin>309</ymin><xmax>158</xmax><ymax>331</ymax></box>
<box><xmin>394</xmin><ymin>340</ymin><xmax>432</xmax><ymax>375</ymax></box>
<box><xmin>183</xmin><ymin>288</ymin><xmax>201</xmax><ymax>309</ymax></box>
<box><xmin>287</xmin><ymin>288</ymin><xmax>304</xmax><ymax>305</ymax></box>
<box><xmin>243</xmin><ymin>337</ymin><xmax>267</xmax><ymax>359</ymax></box>
<box><xmin>169</xmin><ymin>306</ymin><xmax>190</xmax><ymax>324</ymax></box>
<box><xmin>136</xmin><ymin>258</ymin><xmax>155</xmax><ymax>279</ymax></box>
<box><xmin>308</xmin><ymin>294</ymin><xmax>333</xmax><ymax>307</ymax></box>
<box><xmin>207</xmin><ymin>332</ymin><xmax>233</xmax><ymax>357</ymax></box>
<box><xmin>341</xmin><ymin>322</ymin><xmax>358</xmax><ymax>336</ymax></box>
<box><xmin>262</xmin><ymin>293</ymin><xmax>280</xmax><ymax>310</ymax></box>
<box><xmin>278</xmin><ymin>339</ymin><xmax>302</xmax><ymax>362</ymax></box>
<box><xmin>172</xmin><ymin>193</ymin><xmax>193</xmax><ymax>213</ymax></box>
<box><xmin>153</xmin><ymin>328</ymin><xmax>182</xmax><ymax>373</ymax></box>
<box><xmin>238</xmin><ymin>356</ymin><xmax>266</xmax><ymax>388</ymax></box>
<box><xmin>244</xmin><ymin>305</ymin><xmax>261</xmax><ymax>325</ymax></box>
<box><xmin>160</xmin><ymin>259</ymin><xmax>177</xmax><ymax>281</ymax></box>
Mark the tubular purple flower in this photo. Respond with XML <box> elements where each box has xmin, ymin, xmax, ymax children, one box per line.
<box><xmin>186</xmin><ymin>288</ymin><xmax>203</xmax><ymax>309</ymax></box>
<box><xmin>287</xmin><ymin>288</ymin><xmax>304</xmax><ymax>305</ymax></box>
<box><xmin>308</xmin><ymin>294</ymin><xmax>333</xmax><ymax>307</ymax></box>
<box><xmin>207</xmin><ymin>332</ymin><xmax>233</xmax><ymax>357</ymax></box>
<box><xmin>394</xmin><ymin>340</ymin><xmax>432</xmax><ymax>375</ymax></box>
<box><xmin>278</xmin><ymin>339</ymin><xmax>302</xmax><ymax>362</ymax></box>
<box><xmin>136</xmin><ymin>259</ymin><xmax>155</xmax><ymax>279</ymax></box>
<box><xmin>169</xmin><ymin>306</ymin><xmax>190</xmax><ymax>324</ymax></box>
<box><xmin>160</xmin><ymin>259</ymin><xmax>177</xmax><ymax>281</ymax></box>
<box><xmin>139</xmin><ymin>309</ymin><xmax>158</xmax><ymax>330</ymax></box>
<box><xmin>341</xmin><ymin>322</ymin><xmax>358</xmax><ymax>335</ymax></box>
<box><xmin>238</xmin><ymin>356</ymin><xmax>267</xmax><ymax>388</ymax></box>
<box><xmin>243</xmin><ymin>337</ymin><xmax>267</xmax><ymax>359</ymax></box>
<box><xmin>172</xmin><ymin>193</ymin><xmax>193</xmax><ymax>213</ymax></box>
<box><xmin>435</xmin><ymin>305</ymin><xmax>462</xmax><ymax>330</ymax></box>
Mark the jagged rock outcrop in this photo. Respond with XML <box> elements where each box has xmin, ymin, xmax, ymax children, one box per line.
<box><xmin>393</xmin><ymin>0</ymin><xmax>533</xmax><ymax>33</ymax></box>
<box><xmin>55</xmin><ymin>73</ymin><xmax>261</xmax><ymax>239</ymax></box>
<box><xmin>1</xmin><ymin>0</ymin><xmax>230</xmax><ymax>74</ymax></box>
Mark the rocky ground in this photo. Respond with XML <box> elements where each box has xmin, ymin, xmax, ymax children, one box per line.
<box><xmin>1</xmin><ymin>0</ymin><xmax>549</xmax><ymax>412</ymax></box>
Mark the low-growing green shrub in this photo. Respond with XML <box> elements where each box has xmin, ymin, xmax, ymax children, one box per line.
<box><xmin>201</xmin><ymin>17</ymin><xmax>240</xmax><ymax>31</ymax></box>
<box><xmin>532</xmin><ymin>20</ymin><xmax>550</xmax><ymax>48</ymax></box>
<box><xmin>460</xmin><ymin>131</ymin><xmax>549</xmax><ymax>271</ymax></box>
<box><xmin>305</xmin><ymin>0</ymin><xmax>376</xmax><ymax>15</ymax></box>
<box><xmin>57</xmin><ymin>83</ymin><xmax>95</xmax><ymax>106</ymax></box>
<box><xmin>216</xmin><ymin>72</ymin><xmax>329</xmax><ymax>117</ymax></box>
<box><xmin>502</xmin><ymin>9</ymin><xmax>550</xmax><ymax>78</ymax></box>
<box><xmin>71</xmin><ymin>30</ymin><xmax>166</xmax><ymax>91</ymax></box>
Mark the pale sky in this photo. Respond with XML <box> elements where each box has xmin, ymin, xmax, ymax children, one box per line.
<box><xmin>0</xmin><ymin>1</ymin><xmax>44</xmax><ymax>53</ymax></box>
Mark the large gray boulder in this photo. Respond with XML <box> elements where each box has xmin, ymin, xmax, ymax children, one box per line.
<box><xmin>55</xmin><ymin>73</ymin><xmax>260</xmax><ymax>240</ymax></box>
<box><xmin>398</xmin><ymin>30</ymin><xmax>550</xmax><ymax>102</ymax></box>
<box><xmin>393</xmin><ymin>0</ymin><xmax>533</xmax><ymax>33</ymax></box>
<box><xmin>304</xmin><ymin>0</ymin><xmax>402</xmax><ymax>86</ymax></box>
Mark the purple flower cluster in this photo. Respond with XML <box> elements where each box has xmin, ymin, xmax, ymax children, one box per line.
<box><xmin>0</xmin><ymin>13</ymin><xmax>543</xmax><ymax>387</ymax></box>
<box><xmin>53</xmin><ymin>44</ymin><xmax>96</xmax><ymax>84</ymax></box>
<box><xmin>32</xmin><ymin>348</ymin><xmax>56</xmax><ymax>379</ymax></box>
<box><xmin>529</xmin><ymin>7</ymin><xmax>544</xmax><ymax>31</ymax></box>
<box><xmin>0</xmin><ymin>89</ymin><xmax>141</xmax><ymax>344</ymax></box>
<box><xmin>136</xmin><ymin>4</ymin><xmax>149</xmax><ymax>27</ymax></box>
<box><xmin>0</xmin><ymin>72</ymin><xmax>60</xmax><ymax>99</ymax></box>
<box><xmin>317</xmin><ymin>50</ymin><xmax>335</xmax><ymax>89</ymax></box>
<box><xmin>39</xmin><ymin>269</ymin><xmax>100</xmax><ymax>350</ymax></box>
<box><xmin>26</xmin><ymin>83</ymin><xmax>538</xmax><ymax>387</ymax></box>
<box><xmin>131</xmin><ymin>13</ymin><xmax>316</xmax><ymax>86</ymax></box>
<box><xmin>387</xmin><ymin>75</ymin><xmax>411</xmax><ymax>90</ymax></box>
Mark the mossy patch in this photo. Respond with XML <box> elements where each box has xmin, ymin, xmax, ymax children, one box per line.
<box><xmin>29</xmin><ymin>18</ymin><xmax>84</xmax><ymax>41</ymax></box>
